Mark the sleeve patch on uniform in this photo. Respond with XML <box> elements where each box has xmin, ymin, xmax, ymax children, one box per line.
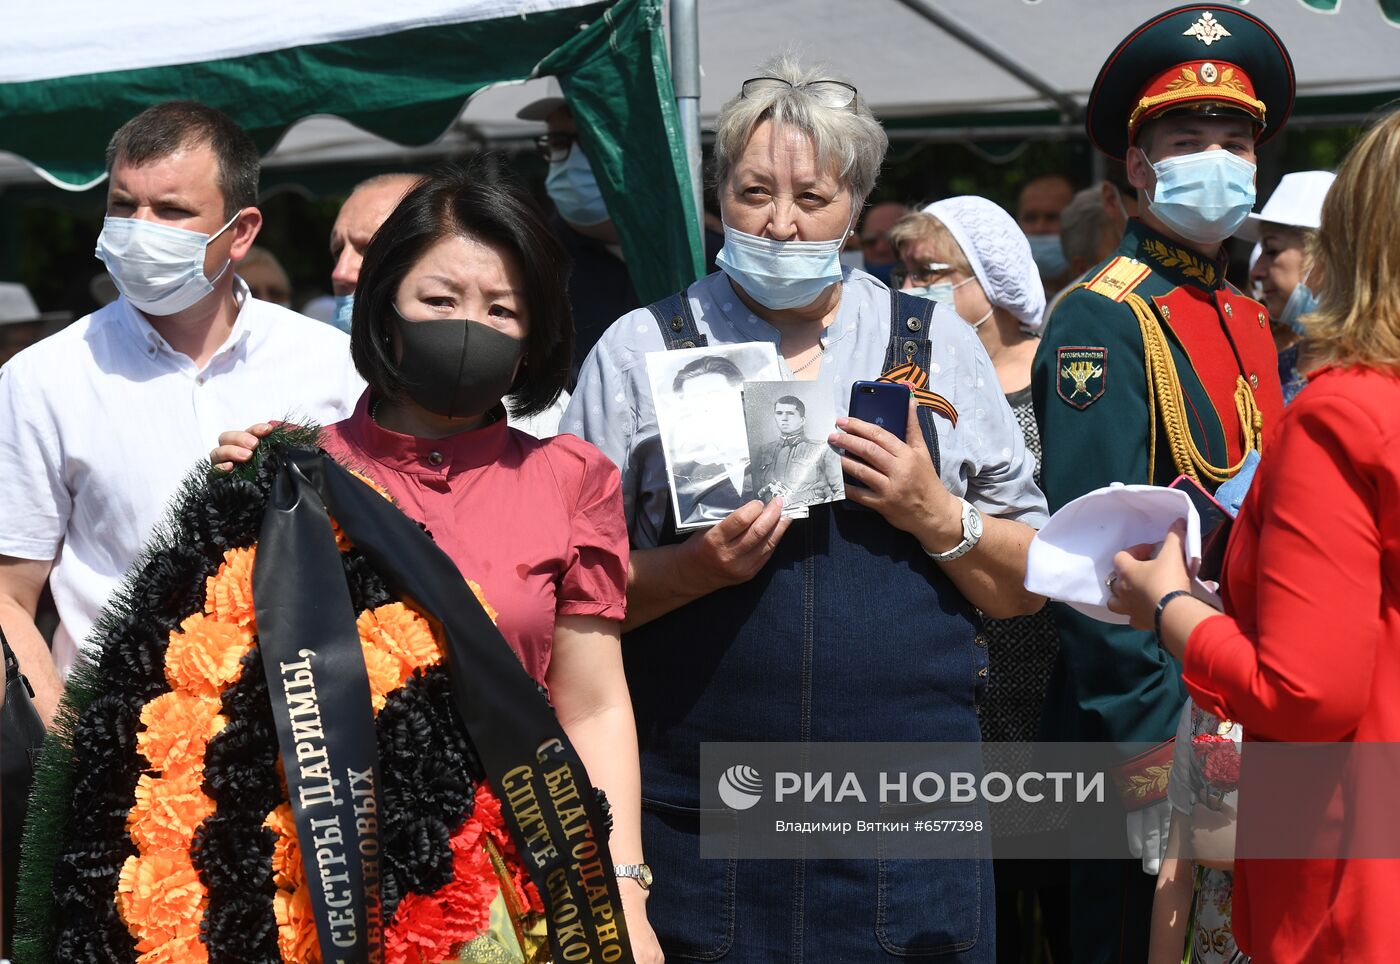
<box><xmin>1085</xmin><ymin>256</ymin><xmax>1151</xmax><ymax>302</ymax></box>
<box><xmin>1057</xmin><ymin>346</ymin><xmax>1107</xmax><ymax>409</ymax></box>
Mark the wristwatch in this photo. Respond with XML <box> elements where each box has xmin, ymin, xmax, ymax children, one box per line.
<box><xmin>925</xmin><ymin>498</ymin><xmax>983</xmax><ymax>562</ymax></box>
<box><xmin>614</xmin><ymin>863</ymin><xmax>653</xmax><ymax>890</ymax></box>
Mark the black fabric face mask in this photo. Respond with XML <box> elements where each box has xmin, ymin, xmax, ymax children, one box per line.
<box><xmin>393</xmin><ymin>308</ymin><xmax>525</xmax><ymax>420</ymax></box>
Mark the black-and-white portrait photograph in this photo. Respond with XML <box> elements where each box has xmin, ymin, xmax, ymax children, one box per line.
<box><xmin>742</xmin><ymin>381</ymin><xmax>845</xmax><ymax>512</ymax></box>
<box><xmin>646</xmin><ymin>343</ymin><xmax>781</xmax><ymax>530</ymax></box>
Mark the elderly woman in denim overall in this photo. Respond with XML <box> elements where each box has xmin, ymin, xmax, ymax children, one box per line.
<box><xmin>564</xmin><ymin>54</ymin><xmax>1049</xmax><ymax>962</ymax></box>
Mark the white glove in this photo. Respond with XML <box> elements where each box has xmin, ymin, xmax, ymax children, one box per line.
<box><xmin>1125</xmin><ymin>799</ymin><xmax>1172</xmax><ymax>875</ymax></box>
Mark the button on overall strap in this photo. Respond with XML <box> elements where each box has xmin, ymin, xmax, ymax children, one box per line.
<box><xmin>883</xmin><ymin>289</ymin><xmax>942</xmax><ymax>475</ymax></box>
<box><xmin>646</xmin><ymin>290</ymin><xmax>709</xmax><ymax>350</ymax></box>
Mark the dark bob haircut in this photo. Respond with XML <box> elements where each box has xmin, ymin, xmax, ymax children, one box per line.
<box><xmin>105</xmin><ymin>101</ymin><xmax>259</xmax><ymax>218</ymax></box>
<box><xmin>350</xmin><ymin>156</ymin><xmax>573</xmax><ymax>419</ymax></box>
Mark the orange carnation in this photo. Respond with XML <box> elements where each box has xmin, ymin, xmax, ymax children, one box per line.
<box><xmin>356</xmin><ymin>603</ymin><xmax>442</xmax><ymax>678</ymax></box>
<box><xmin>350</xmin><ymin>469</ymin><xmax>391</xmax><ymax>499</ymax></box>
<box><xmin>164</xmin><ymin>613</ymin><xmax>254</xmax><ymax>697</ymax></box>
<box><xmin>136</xmin><ymin>691</ymin><xmax>224</xmax><ymax>774</ymax></box>
<box><xmin>127</xmin><ymin>768</ymin><xmax>217</xmax><ymax>855</ymax></box>
<box><xmin>359</xmin><ymin>639</ymin><xmax>402</xmax><ymax>713</ymax></box>
<box><xmin>274</xmin><ymin>884</ymin><xmax>320</xmax><ymax>964</ymax></box>
<box><xmin>135</xmin><ymin>933</ymin><xmax>207</xmax><ymax>964</ymax></box>
<box><xmin>467</xmin><ymin>580</ymin><xmax>499</xmax><ymax>625</ymax></box>
<box><xmin>204</xmin><ymin>546</ymin><xmax>256</xmax><ymax>630</ymax></box>
<box><xmin>116</xmin><ymin>851</ymin><xmax>205</xmax><ymax>952</ymax></box>
<box><xmin>264</xmin><ymin>803</ymin><xmax>303</xmax><ymax>891</ymax></box>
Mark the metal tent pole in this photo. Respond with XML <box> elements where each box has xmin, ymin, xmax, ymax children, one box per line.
<box><xmin>891</xmin><ymin>0</ymin><xmax>1081</xmax><ymax>123</ymax></box>
<box><xmin>670</xmin><ymin>0</ymin><xmax>704</xmax><ymax>224</ymax></box>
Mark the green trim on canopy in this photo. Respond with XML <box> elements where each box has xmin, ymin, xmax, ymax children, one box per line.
<box><xmin>541</xmin><ymin>0</ymin><xmax>706</xmax><ymax>302</ymax></box>
<box><xmin>1297</xmin><ymin>0</ymin><xmax>1400</xmax><ymax>24</ymax></box>
<box><xmin>0</xmin><ymin>4</ymin><xmax>604</xmax><ymax>187</ymax></box>
<box><xmin>0</xmin><ymin>0</ymin><xmax>704</xmax><ymax>310</ymax></box>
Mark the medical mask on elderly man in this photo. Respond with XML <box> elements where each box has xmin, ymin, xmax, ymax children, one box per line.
<box><xmin>715</xmin><ymin>222</ymin><xmax>849</xmax><ymax>310</ymax></box>
<box><xmin>331</xmin><ymin>293</ymin><xmax>355</xmax><ymax>333</ymax></box>
<box><xmin>546</xmin><ymin>147</ymin><xmax>611</xmax><ymax>227</ymax></box>
<box><xmin>1141</xmin><ymin>148</ymin><xmax>1257</xmax><ymax>245</ymax></box>
<box><xmin>95</xmin><ymin>211</ymin><xmax>241</xmax><ymax>316</ymax></box>
<box><xmin>1027</xmin><ymin>233</ymin><xmax>1069</xmax><ymax>279</ymax></box>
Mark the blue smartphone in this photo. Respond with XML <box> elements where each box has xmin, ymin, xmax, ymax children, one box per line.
<box><xmin>848</xmin><ymin>380</ymin><xmax>909</xmax><ymax>441</ymax></box>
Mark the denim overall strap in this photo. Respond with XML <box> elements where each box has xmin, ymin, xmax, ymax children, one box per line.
<box><xmin>646</xmin><ymin>289</ymin><xmax>709</xmax><ymax>350</ymax></box>
<box><xmin>624</xmin><ymin>285</ymin><xmax>991</xmax><ymax>962</ymax></box>
<box><xmin>885</xmin><ymin>288</ymin><xmax>942</xmax><ymax>475</ymax></box>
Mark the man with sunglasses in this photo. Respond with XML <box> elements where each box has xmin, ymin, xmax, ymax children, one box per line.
<box><xmin>520</xmin><ymin>80</ymin><xmax>723</xmax><ymax>375</ymax></box>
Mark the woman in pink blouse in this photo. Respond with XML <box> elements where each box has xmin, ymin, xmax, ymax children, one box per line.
<box><xmin>212</xmin><ymin>160</ymin><xmax>662</xmax><ymax>961</ymax></box>
<box><xmin>1105</xmin><ymin>111</ymin><xmax>1400</xmax><ymax>963</ymax></box>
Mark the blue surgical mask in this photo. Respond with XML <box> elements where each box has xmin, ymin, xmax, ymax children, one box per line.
<box><xmin>1027</xmin><ymin>233</ymin><xmax>1069</xmax><ymax>279</ymax></box>
<box><xmin>1144</xmin><ymin>148</ymin><xmax>1257</xmax><ymax>246</ymax></box>
<box><xmin>331</xmin><ymin>293</ymin><xmax>355</xmax><ymax>333</ymax></box>
<box><xmin>864</xmin><ymin>259</ymin><xmax>896</xmax><ymax>286</ymax></box>
<box><xmin>904</xmin><ymin>283</ymin><xmax>956</xmax><ymax>304</ymax></box>
<box><xmin>715</xmin><ymin>221</ymin><xmax>848</xmax><ymax>310</ymax></box>
<box><xmin>904</xmin><ymin>275</ymin><xmax>974</xmax><ymax>307</ymax></box>
<box><xmin>95</xmin><ymin>211</ymin><xmax>241</xmax><ymax>316</ymax></box>
<box><xmin>1278</xmin><ymin>282</ymin><xmax>1318</xmax><ymax>337</ymax></box>
<box><xmin>546</xmin><ymin>147</ymin><xmax>610</xmax><ymax>227</ymax></box>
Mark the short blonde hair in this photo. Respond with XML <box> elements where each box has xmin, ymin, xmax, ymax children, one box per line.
<box><xmin>886</xmin><ymin>212</ymin><xmax>973</xmax><ymax>275</ymax></box>
<box><xmin>1307</xmin><ymin>110</ymin><xmax>1400</xmax><ymax>371</ymax></box>
<box><xmin>711</xmin><ymin>54</ymin><xmax>888</xmax><ymax>208</ymax></box>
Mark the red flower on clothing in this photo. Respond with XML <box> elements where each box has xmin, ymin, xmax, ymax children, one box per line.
<box><xmin>1192</xmin><ymin>733</ymin><xmax>1241</xmax><ymax>793</ymax></box>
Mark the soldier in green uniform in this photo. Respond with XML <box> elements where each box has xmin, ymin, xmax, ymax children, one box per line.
<box><xmin>752</xmin><ymin>395</ymin><xmax>843</xmax><ymax>508</ymax></box>
<box><xmin>1031</xmin><ymin>5</ymin><xmax>1294</xmax><ymax>960</ymax></box>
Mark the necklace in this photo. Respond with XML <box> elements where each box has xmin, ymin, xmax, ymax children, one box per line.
<box><xmin>371</xmin><ymin>398</ymin><xmax>384</xmax><ymax>425</ymax></box>
<box><xmin>789</xmin><ymin>343</ymin><xmax>825</xmax><ymax>376</ymax></box>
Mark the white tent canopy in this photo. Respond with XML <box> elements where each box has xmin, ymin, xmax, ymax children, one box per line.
<box><xmin>681</xmin><ymin>0</ymin><xmax>1400</xmax><ymax>126</ymax></box>
<box><xmin>2</xmin><ymin>0</ymin><xmax>1398</xmax><ymax>190</ymax></box>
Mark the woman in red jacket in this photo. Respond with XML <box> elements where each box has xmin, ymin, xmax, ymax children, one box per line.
<box><xmin>1105</xmin><ymin>109</ymin><xmax>1400</xmax><ymax>963</ymax></box>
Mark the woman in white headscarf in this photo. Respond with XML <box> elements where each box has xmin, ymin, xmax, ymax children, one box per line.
<box><xmin>890</xmin><ymin>196</ymin><xmax>1066</xmax><ymax>959</ymax></box>
<box><xmin>890</xmin><ymin>197</ymin><xmax>1046</xmax><ymax>399</ymax></box>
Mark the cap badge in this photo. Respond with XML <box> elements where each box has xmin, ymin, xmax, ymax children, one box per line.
<box><xmin>1200</xmin><ymin>61</ymin><xmax>1219</xmax><ymax>84</ymax></box>
<box><xmin>1184</xmin><ymin>11</ymin><xmax>1231</xmax><ymax>46</ymax></box>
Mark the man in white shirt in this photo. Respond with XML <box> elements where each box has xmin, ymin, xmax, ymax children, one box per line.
<box><xmin>0</xmin><ymin>101</ymin><xmax>364</xmax><ymax>722</ymax></box>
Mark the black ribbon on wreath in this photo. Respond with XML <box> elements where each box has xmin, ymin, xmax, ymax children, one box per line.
<box><xmin>254</xmin><ymin>448</ymin><xmax>633</xmax><ymax>964</ymax></box>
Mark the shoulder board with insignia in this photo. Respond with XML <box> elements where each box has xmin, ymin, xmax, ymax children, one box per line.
<box><xmin>1084</xmin><ymin>256</ymin><xmax>1152</xmax><ymax>303</ymax></box>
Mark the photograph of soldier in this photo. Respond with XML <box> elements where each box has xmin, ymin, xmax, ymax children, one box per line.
<box><xmin>743</xmin><ymin>381</ymin><xmax>844</xmax><ymax>511</ymax></box>
<box><xmin>645</xmin><ymin>342</ymin><xmax>781</xmax><ymax>530</ymax></box>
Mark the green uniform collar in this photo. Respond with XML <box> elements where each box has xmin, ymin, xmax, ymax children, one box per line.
<box><xmin>1119</xmin><ymin>218</ymin><xmax>1228</xmax><ymax>292</ymax></box>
